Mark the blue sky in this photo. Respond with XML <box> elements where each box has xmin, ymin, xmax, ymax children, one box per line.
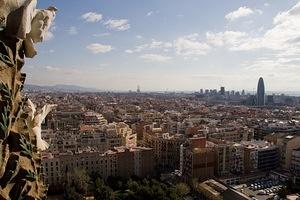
<box><xmin>24</xmin><ymin>0</ymin><xmax>300</xmax><ymax>92</ymax></box>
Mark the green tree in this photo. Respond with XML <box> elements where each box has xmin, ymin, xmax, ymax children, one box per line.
<box><xmin>175</xmin><ymin>182</ymin><xmax>190</xmax><ymax>197</ymax></box>
<box><xmin>94</xmin><ymin>178</ymin><xmax>114</xmax><ymax>200</ymax></box>
<box><xmin>127</xmin><ymin>179</ymin><xmax>139</xmax><ymax>192</ymax></box>
<box><xmin>64</xmin><ymin>184</ymin><xmax>83</xmax><ymax>200</ymax></box>
<box><xmin>168</xmin><ymin>187</ymin><xmax>181</xmax><ymax>200</ymax></box>
<box><xmin>64</xmin><ymin>168</ymin><xmax>91</xmax><ymax>199</ymax></box>
<box><xmin>73</xmin><ymin>168</ymin><xmax>91</xmax><ymax>194</ymax></box>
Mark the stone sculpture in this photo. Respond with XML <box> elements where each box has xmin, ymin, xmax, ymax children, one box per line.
<box><xmin>24</xmin><ymin>6</ymin><xmax>57</xmax><ymax>58</ymax></box>
<box><xmin>26</xmin><ymin>99</ymin><xmax>57</xmax><ymax>151</ymax></box>
<box><xmin>0</xmin><ymin>0</ymin><xmax>57</xmax><ymax>199</ymax></box>
<box><xmin>0</xmin><ymin>0</ymin><xmax>37</xmax><ymax>39</ymax></box>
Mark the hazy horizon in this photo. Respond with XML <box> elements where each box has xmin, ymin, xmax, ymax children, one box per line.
<box><xmin>25</xmin><ymin>83</ymin><xmax>300</xmax><ymax>96</ymax></box>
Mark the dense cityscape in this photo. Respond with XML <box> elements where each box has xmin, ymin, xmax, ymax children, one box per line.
<box><xmin>23</xmin><ymin>77</ymin><xmax>300</xmax><ymax>199</ymax></box>
<box><xmin>1</xmin><ymin>0</ymin><xmax>300</xmax><ymax>199</ymax></box>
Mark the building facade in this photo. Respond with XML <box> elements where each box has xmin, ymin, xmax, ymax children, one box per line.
<box><xmin>180</xmin><ymin>137</ymin><xmax>215</xmax><ymax>181</ymax></box>
<box><xmin>42</xmin><ymin>147</ymin><xmax>154</xmax><ymax>192</ymax></box>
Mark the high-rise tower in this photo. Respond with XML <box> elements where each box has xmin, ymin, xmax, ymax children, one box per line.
<box><xmin>257</xmin><ymin>77</ymin><xmax>265</xmax><ymax>106</ymax></box>
<box><xmin>137</xmin><ymin>85</ymin><xmax>141</xmax><ymax>93</ymax></box>
<box><xmin>220</xmin><ymin>86</ymin><xmax>225</xmax><ymax>95</ymax></box>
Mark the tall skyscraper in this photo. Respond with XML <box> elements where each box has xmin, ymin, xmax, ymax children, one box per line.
<box><xmin>257</xmin><ymin>77</ymin><xmax>265</xmax><ymax>106</ymax></box>
<box><xmin>137</xmin><ymin>85</ymin><xmax>141</xmax><ymax>93</ymax></box>
<box><xmin>220</xmin><ymin>87</ymin><xmax>225</xmax><ymax>95</ymax></box>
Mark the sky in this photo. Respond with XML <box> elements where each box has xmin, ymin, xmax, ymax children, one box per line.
<box><xmin>24</xmin><ymin>0</ymin><xmax>300</xmax><ymax>92</ymax></box>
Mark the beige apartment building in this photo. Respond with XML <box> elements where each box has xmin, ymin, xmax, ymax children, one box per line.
<box><xmin>180</xmin><ymin>137</ymin><xmax>215</xmax><ymax>181</ymax></box>
<box><xmin>82</xmin><ymin>111</ymin><xmax>108</xmax><ymax>126</ymax></box>
<box><xmin>43</xmin><ymin>122</ymin><xmax>137</xmax><ymax>153</ymax></box>
<box><xmin>277</xmin><ymin>135</ymin><xmax>300</xmax><ymax>170</ymax></box>
<box><xmin>265</xmin><ymin>134</ymin><xmax>300</xmax><ymax>170</ymax></box>
<box><xmin>212</xmin><ymin>140</ymin><xmax>232</xmax><ymax>177</ymax></box>
<box><xmin>144</xmin><ymin>131</ymin><xmax>186</xmax><ymax>171</ymax></box>
<box><xmin>209</xmin><ymin>129</ymin><xmax>252</xmax><ymax>142</ymax></box>
<box><xmin>42</xmin><ymin>147</ymin><xmax>154</xmax><ymax>192</ymax></box>
<box><xmin>212</xmin><ymin>140</ymin><xmax>279</xmax><ymax>177</ymax></box>
<box><xmin>110</xmin><ymin>122</ymin><xmax>137</xmax><ymax>148</ymax></box>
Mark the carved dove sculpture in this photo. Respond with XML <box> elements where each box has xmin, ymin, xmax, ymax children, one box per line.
<box><xmin>27</xmin><ymin>99</ymin><xmax>57</xmax><ymax>151</ymax></box>
<box><xmin>27</xmin><ymin>98</ymin><xmax>36</xmax><ymax>121</ymax></box>
<box><xmin>0</xmin><ymin>0</ymin><xmax>37</xmax><ymax>39</ymax></box>
<box><xmin>24</xmin><ymin>6</ymin><xmax>57</xmax><ymax>58</ymax></box>
<box><xmin>27</xmin><ymin>6</ymin><xmax>57</xmax><ymax>43</ymax></box>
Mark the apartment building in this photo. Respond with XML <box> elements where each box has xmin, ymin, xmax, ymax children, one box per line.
<box><xmin>291</xmin><ymin>148</ymin><xmax>300</xmax><ymax>186</ymax></box>
<box><xmin>243</xmin><ymin>141</ymin><xmax>279</xmax><ymax>172</ymax></box>
<box><xmin>42</xmin><ymin>147</ymin><xmax>154</xmax><ymax>191</ymax></box>
<box><xmin>276</xmin><ymin>135</ymin><xmax>300</xmax><ymax>170</ymax></box>
<box><xmin>144</xmin><ymin>130</ymin><xmax>185</xmax><ymax>171</ymax></box>
<box><xmin>82</xmin><ymin>111</ymin><xmax>108</xmax><ymax>126</ymax></box>
<box><xmin>212</xmin><ymin>140</ymin><xmax>279</xmax><ymax>176</ymax></box>
<box><xmin>180</xmin><ymin>137</ymin><xmax>215</xmax><ymax>181</ymax></box>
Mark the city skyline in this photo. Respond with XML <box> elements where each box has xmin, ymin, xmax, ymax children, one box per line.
<box><xmin>24</xmin><ymin>0</ymin><xmax>300</xmax><ymax>91</ymax></box>
<box><xmin>25</xmin><ymin>80</ymin><xmax>300</xmax><ymax>97</ymax></box>
<box><xmin>2</xmin><ymin>0</ymin><xmax>300</xmax><ymax>199</ymax></box>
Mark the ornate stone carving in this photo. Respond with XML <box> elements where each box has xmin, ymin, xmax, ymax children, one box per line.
<box><xmin>0</xmin><ymin>1</ymin><xmax>57</xmax><ymax>199</ymax></box>
<box><xmin>0</xmin><ymin>0</ymin><xmax>37</xmax><ymax>39</ymax></box>
<box><xmin>24</xmin><ymin>6</ymin><xmax>57</xmax><ymax>58</ymax></box>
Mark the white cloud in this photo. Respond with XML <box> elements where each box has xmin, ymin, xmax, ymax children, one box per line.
<box><xmin>174</xmin><ymin>34</ymin><xmax>210</xmax><ymax>57</ymax></box>
<box><xmin>68</xmin><ymin>26</ymin><xmax>78</xmax><ymax>35</ymax></box>
<box><xmin>264</xmin><ymin>3</ymin><xmax>269</xmax><ymax>7</ymax></box>
<box><xmin>227</xmin><ymin>2</ymin><xmax>300</xmax><ymax>51</ymax></box>
<box><xmin>225</xmin><ymin>7</ymin><xmax>262</xmax><ymax>21</ymax></box>
<box><xmin>146</xmin><ymin>11</ymin><xmax>159</xmax><ymax>17</ymax></box>
<box><xmin>45</xmin><ymin>66</ymin><xmax>61</xmax><ymax>72</ymax></box>
<box><xmin>147</xmin><ymin>11</ymin><xmax>154</xmax><ymax>16</ymax></box>
<box><xmin>93</xmin><ymin>33</ymin><xmax>111</xmax><ymax>37</ymax></box>
<box><xmin>81</xmin><ymin>12</ymin><xmax>103</xmax><ymax>22</ymax></box>
<box><xmin>206</xmin><ymin>31</ymin><xmax>248</xmax><ymax>47</ymax></box>
<box><xmin>86</xmin><ymin>43</ymin><xmax>113</xmax><ymax>54</ymax></box>
<box><xmin>226</xmin><ymin>2</ymin><xmax>300</xmax><ymax>87</ymax></box>
<box><xmin>140</xmin><ymin>54</ymin><xmax>172</xmax><ymax>62</ymax></box>
<box><xmin>245</xmin><ymin>57</ymin><xmax>300</xmax><ymax>72</ymax></box>
<box><xmin>128</xmin><ymin>44</ymin><xmax>149</xmax><ymax>53</ymax></box>
<box><xmin>136</xmin><ymin>35</ymin><xmax>143</xmax><ymax>39</ymax></box>
<box><xmin>105</xmin><ymin>19</ymin><xmax>130</xmax><ymax>31</ymax></box>
<box><xmin>206</xmin><ymin>1</ymin><xmax>300</xmax><ymax>52</ymax></box>
<box><xmin>149</xmin><ymin>39</ymin><xmax>173</xmax><ymax>49</ymax></box>
<box><xmin>126</xmin><ymin>39</ymin><xmax>172</xmax><ymax>54</ymax></box>
<box><xmin>125</xmin><ymin>49</ymin><xmax>134</xmax><ymax>54</ymax></box>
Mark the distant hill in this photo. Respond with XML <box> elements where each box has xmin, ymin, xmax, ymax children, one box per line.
<box><xmin>24</xmin><ymin>84</ymin><xmax>101</xmax><ymax>93</ymax></box>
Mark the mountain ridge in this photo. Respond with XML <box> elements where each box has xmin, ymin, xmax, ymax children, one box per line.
<box><xmin>24</xmin><ymin>84</ymin><xmax>102</xmax><ymax>93</ymax></box>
